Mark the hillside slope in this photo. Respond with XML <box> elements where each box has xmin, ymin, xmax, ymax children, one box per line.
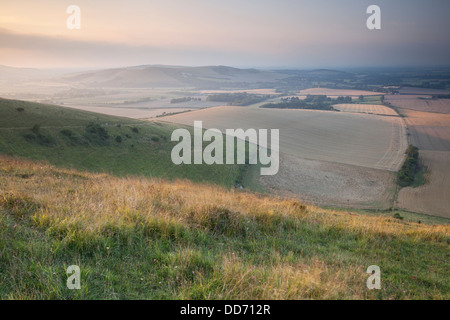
<box><xmin>0</xmin><ymin>156</ymin><xmax>448</xmax><ymax>299</ymax></box>
<box><xmin>59</xmin><ymin>65</ymin><xmax>290</xmax><ymax>89</ymax></box>
<box><xmin>0</xmin><ymin>98</ymin><xmax>246</xmax><ymax>187</ymax></box>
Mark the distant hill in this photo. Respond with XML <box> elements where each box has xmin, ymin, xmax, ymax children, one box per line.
<box><xmin>0</xmin><ymin>65</ymin><xmax>80</xmax><ymax>83</ymax></box>
<box><xmin>59</xmin><ymin>65</ymin><xmax>292</xmax><ymax>89</ymax></box>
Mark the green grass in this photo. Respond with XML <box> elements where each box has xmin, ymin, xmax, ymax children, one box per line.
<box><xmin>0</xmin><ymin>157</ymin><xmax>448</xmax><ymax>299</ymax></box>
<box><xmin>412</xmin><ymin>164</ymin><xmax>428</xmax><ymax>188</ymax></box>
<box><xmin>0</xmin><ymin>98</ymin><xmax>246</xmax><ymax>187</ymax></box>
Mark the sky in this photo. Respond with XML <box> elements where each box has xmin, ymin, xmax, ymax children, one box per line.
<box><xmin>1</xmin><ymin>0</ymin><xmax>450</xmax><ymax>69</ymax></box>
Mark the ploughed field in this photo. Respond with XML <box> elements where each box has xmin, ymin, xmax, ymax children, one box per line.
<box><xmin>161</xmin><ymin>100</ymin><xmax>408</xmax><ymax>209</ymax></box>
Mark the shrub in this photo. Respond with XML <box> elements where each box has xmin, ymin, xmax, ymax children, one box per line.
<box><xmin>115</xmin><ymin>135</ymin><xmax>123</xmax><ymax>143</ymax></box>
<box><xmin>60</xmin><ymin>129</ymin><xmax>85</xmax><ymax>146</ymax></box>
<box><xmin>85</xmin><ymin>123</ymin><xmax>110</xmax><ymax>145</ymax></box>
<box><xmin>31</xmin><ymin>124</ymin><xmax>41</xmax><ymax>135</ymax></box>
<box><xmin>398</xmin><ymin>145</ymin><xmax>419</xmax><ymax>187</ymax></box>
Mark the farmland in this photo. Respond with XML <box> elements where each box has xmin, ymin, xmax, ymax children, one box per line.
<box><xmin>334</xmin><ymin>104</ymin><xmax>398</xmax><ymax>116</ymax></box>
<box><xmin>161</xmin><ymin>98</ymin><xmax>408</xmax><ymax>209</ymax></box>
<box><xmin>298</xmin><ymin>88</ymin><xmax>380</xmax><ymax>97</ymax></box>
<box><xmin>397</xmin><ymin>150</ymin><xmax>450</xmax><ymax>218</ymax></box>
<box><xmin>384</xmin><ymin>98</ymin><xmax>450</xmax><ymax>217</ymax></box>
<box><xmin>385</xmin><ymin>95</ymin><xmax>450</xmax><ymax>114</ymax></box>
<box><xmin>398</xmin><ymin>109</ymin><xmax>450</xmax><ymax>151</ymax></box>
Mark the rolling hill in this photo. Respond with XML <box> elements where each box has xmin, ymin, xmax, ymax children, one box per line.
<box><xmin>59</xmin><ymin>65</ymin><xmax>292</xmax><ymax>89</ymax></box>
<box><xmin>0</xmin><ymin>98</ymin><xmax>246</xmax><ymax>186</ymax></box>
<box><xmin>0</xmin><ymin>98</ymin><xmax>448</xmax><ymax>300</ymax></box>
<box><xmin>0</xmin><ymin>154</ymin><xmax>448</xmax><ymax>299</ymax></box>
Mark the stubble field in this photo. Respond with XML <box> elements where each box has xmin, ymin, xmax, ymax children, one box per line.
<box><xmin>334</xmin><ymin>104</ymin><xmax>398</xmax><ymax>116</ymax></box>
<box><xmin>386</xmin><ymin>95</ymin><xmax>450</xmax><ymax>114</ymax></box>
<box><xmin>161</xmin><ymin>103</ymin><xmax>407</xmax><ymax>209</ymax></box>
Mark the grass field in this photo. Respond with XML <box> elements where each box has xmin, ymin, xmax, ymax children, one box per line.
<box><xmin>0</xmin><ymin>98</ymin><xmax>246</xmax><ymax>187</ymax></box>
<box><xmin>0</xmin><ymin>155</ymin><xmax>448</xmax><ymax>299</ymax></box>
<box><xmin>161</xmin><ymin>101</ymin><xmax>408</xmax><ymax>209</ymax></box>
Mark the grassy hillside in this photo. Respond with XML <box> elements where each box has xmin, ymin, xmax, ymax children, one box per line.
<box><xmin>0</xmin><ymin>156</ymin><xmax>448</xmax><ymax>299</ymax></box>
<box><xmin>0</xmin><ymin>98</ymin><xmax>246</xmax><ymax>187</ymax></box>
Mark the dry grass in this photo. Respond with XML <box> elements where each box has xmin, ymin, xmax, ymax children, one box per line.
<box><xmin>1</xmin><ymin>155</ymin><xmax>448</xmax><ymax>299</ymax></box>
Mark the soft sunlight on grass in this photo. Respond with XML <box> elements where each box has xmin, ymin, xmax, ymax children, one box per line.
<box><xmin>0</xmin><ymin>156</ymin><xmax>448</xmax><ymax>299</ymax></box>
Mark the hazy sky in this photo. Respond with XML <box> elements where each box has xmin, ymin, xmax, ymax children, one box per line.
<box><xmin>1</xmin><ymin>0</ymin><xmax>450</xmax><ymax>68</ymax></box>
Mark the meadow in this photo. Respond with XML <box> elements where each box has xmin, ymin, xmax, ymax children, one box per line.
<box><xmin>0</xmin><ymin>98</ymin><xmax>246</xmax><ymax>187</ymax></box>
<box><xmin>0</xmin><ymin>155</ymin><xmax>448</xmax><ymax>299</ymax></box>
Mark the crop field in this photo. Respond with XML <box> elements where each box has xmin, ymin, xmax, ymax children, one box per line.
<box><xmin>162</xmin><ymin>106</ymin><xmax>407</xmax><ymax>171</ymax></box>
<box><xmin>334</xmin><ymin>104</ymin><xmax>398</xmax><ymax>116</ymax></box>
<box><xmin>298</xmin><ymin>88</ymin><xmax>380</xmax><ymax>96</ymax></box>
<box><xmin>386</xmin><ymin>95</ymin><xmax>450</xmax><ymax>114</ymax></box>
<box><xmin>397</xmin><ymin>150</ymin><xmax>450</xmax><ymax>218</ymax></box>
<box><xmin>399</xmin><ymin>109</ymin><xmax>450</xmax><ymax>151</ymax></box>
<box><xmin>199</xmin><ymin>89</ymin><xmax>279</xmax><ymax>95</ymax></box>
<box><xmin>391</xmin><ymin>101</ymin><xmax>450</xmax><ymax>217</ymax></box>
<box><xmin>258</xmin><ymin>153</ymin><xmax>396</xmax><ymax>209</ymax></box>
<box><xmin>161</xmin><ymin>103</ymin><xmax>408</xmax><ymax>208</ymax></box>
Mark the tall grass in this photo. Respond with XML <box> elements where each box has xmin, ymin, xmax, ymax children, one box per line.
<box><xmin>0</xmin><ymin>155</ymin><xmax>448</xmax><ymax>299</ymax></box>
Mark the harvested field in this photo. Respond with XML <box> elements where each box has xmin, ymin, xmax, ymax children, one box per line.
<box><xmin>399</xmin><ymin>109</ymin><xmax>450</xmax><ymax>151</ymax></box>
<box><xmin>199</xmin><ymin>89</ymin><xmax>279</xmax><ymax>95</ymax></box>
<box><xmin>397</xmin><ymin>87</ymin><xmax>450</xmax><ymax>95</ymax></box>
<box><xmin>161</xmin><ymin>106</ymin><xmax>407</xmax><ymax>171</ymax></box>
<box><xmin>299</xmin><ymin>88</ymin><xmax>379</xmax><ymax>96</ymax></box>
<box><xmin>386</xmin><ymin>95</ymin><xmax>450</xmax><ymax>114</ymax></box>
<box><xmin>397</xmin><ymin>150</ymin><xmax>450</xmax><ymax>218</ymax></box>
<box><xmin>334</xmin><ymin>104</ymin><xmax>398</xmax><ymax>116</ymax></box>
<box><xmin>259</xmin><ymin>152</ymin><xmax>396</xmax><ymax>209</ymax></box>
<box><xmin>160</xmin><ymin>104</ymin><xmax>407</xmax><ymax>209</ymax></box>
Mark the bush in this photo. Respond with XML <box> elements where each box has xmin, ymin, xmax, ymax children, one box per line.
<box><xmin>151</xmin><ymin>136</ymin><xmax>159</xmax><ymax>142</ymax></box>
<box><xmin>131</xmin><ymin>127</ymin><xmax>139</xmax><ymax>133</ymax></box>
<box><xmin>60</xmin><ymin>129</ymin><xmax>73</xmax><ymax>137</ymax></box>
<box><xmin>85</xmin><ymin>123</ymin><xmax>110</xmax><ymax>145</ymax></box>
<box><xmin>115</xmin><ymin>135</ymin><xmax>123</xmax><ymax>143</ymax></box>
<box><xmin>60</xmin><ymin>129</ymin><xmax>85</xmax><ymax>146</ymax></box>
<box><xmin>31</xmin><ymin>124</ymin><xmax>40</xmax><ymax>135</ymax></box>
<box><xmin>398</xmin><ymin>145</ymin><xmax>419</xmax><ymax>187</ymax></box>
